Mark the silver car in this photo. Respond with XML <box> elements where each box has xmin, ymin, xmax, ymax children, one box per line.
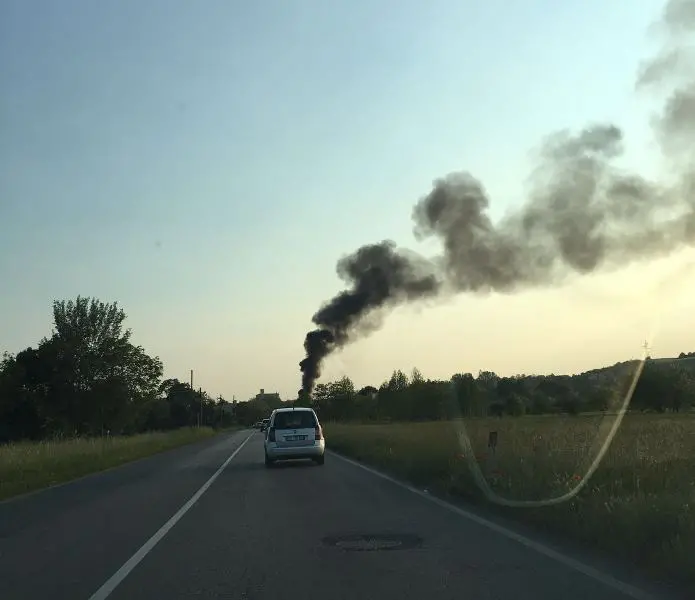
<box><xmin>264</xmin><ymin>407</ymin><xmax>325</xmax><ymax>467</ymax></box>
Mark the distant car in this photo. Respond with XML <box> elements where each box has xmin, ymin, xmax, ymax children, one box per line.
<box><xmin>264</xmin><ymin>407</ymin><xmax>325</xmax><ymax>467</ymax></box>
<box><xmin>259</xmin><ymin>418</ymin><xmax>270</xmax><ymax>432</ymax></box>
<box><xmin>253</xmin><ymin>421</ymin><xmax>262</xmax><ymax>429</ymax></box>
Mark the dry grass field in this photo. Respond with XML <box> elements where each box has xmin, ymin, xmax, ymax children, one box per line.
<box><xmin>0</xmin><ymin>427</ymin><xmax>218</xmax><ymax>501</ymax></box>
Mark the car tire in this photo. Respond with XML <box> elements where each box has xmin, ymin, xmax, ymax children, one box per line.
<box><xmin>314</xmin><ymin>454</ymin><xmax>325</xmax><ymax>466</ymax></box>
<box><xmin>264</xmin><ymin>454</ymin><xmax>273</xmax><ymax>468</ymax></box>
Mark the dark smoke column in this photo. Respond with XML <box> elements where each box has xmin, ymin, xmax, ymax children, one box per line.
<box><xmin>299</xmin><ymin>329</ymin><xmax>336</xmax><ymax>396</ymax></box>
<box><xmin>299</xmin><ymin>241</ymin><xmax>440</xmax><ymax>396</ymax></box>
<box><xmin>300</xmin><ymin>0</ymin><xmax>695</xmax><ymax>394</ymax></box>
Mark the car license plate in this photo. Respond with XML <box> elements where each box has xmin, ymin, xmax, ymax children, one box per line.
<box><xmin>285</xmin><ymin>435</ymin><xmax>306</xmax><ymax>441</ymax></box>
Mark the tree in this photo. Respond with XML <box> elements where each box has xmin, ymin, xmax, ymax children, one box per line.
<box><xmin>505</xmin><ymin>394</ymin><xmax>526</xmax><ymax>416</ymax></box>
<box><xmin>280</xmin><ymin>350</ymin><xmax>695</xmax><ymax>426</ymax></box>
<box><xmin>5</xmin><ymin>296</ymin><xmax>695</xmax><ymax>442</ymax></box>
<box><xmin>477</xmin><ymin>371</ymin><xmax>498</xmax><ymax>390</ymax></box>
<box><xmin>529</xmin><ymin>392</ymin><xmax>553</xmax><ymax>415</ymax></box>
<box><xmin>0</xmin><ymin>351</ymin><xmax>44</xmax><ymax>442</ymax></box>
<box><xmin>451</xmin><ymin>373</ymin><xmax>481</xmax><ymax>416</ymax></box>
<box><xmin>331</xmin><ymin>376</ymin><xmax>356</xmax><ymax>397</ymax></box>
<box><xmin>630</xmin><ymin>363</ymin><xmax>692</xmax><ymax>413</ymax></box>
<box><xmin>631</xmin><ymin>364</ymin><xmax>675</xmax><ymax>413</ymax></box>
<box><xmin>411</xmin><ymin>368</ymin><xmax>424</xmax><ymax>385</ymax></box>
<box><xmin>386</xmin><ymin>370</ymin><xmax>409</xmax><ymax>393</ymax></box>
<box><xmin>497</xmin><ymin>376</ymin><xmax>526</xmax><ymax>401</ymax></box>
<box><xmin>35</xmin><ymin>297</ymin><xmax>148</xmax><ymax>434</ymax></box>
<box><xmin>358</xmin><ymin>385</ymin><xmax>378</xmax><ymax>397</ymax></box>
<box><xmin>0</xmin><ymin>296</ymin><xmax>187</xmax><ymax>441</ymax></box>
<box><xmin>323</xmin><ymin>376</ymin><xmax>356</xmax><ymax>420</ymax></box>
<box><xmin>313</xmin><ymin>383</ymin><xmax>332</xmax><ymax>414</ymax></box>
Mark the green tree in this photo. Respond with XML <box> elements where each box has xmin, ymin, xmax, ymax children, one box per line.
<box><xmin>0</xmin><ymin>297</ymin><xmax>167</xmax><ymax>439</ymax></box>
<box><xmin>451</xmin><ymin>373</ymin><xmax>480</xmax><ymax>416</ymax></box>
<box><xmin>505</xmin><ymin>394</ymin><xmax>526</xmax><ymax>416</ymax></box>
<box><xmin>331</xmin><ymin>375</ymin><xmax>356</xmax><ymax>397</ymax></box>
<box><xmin>411</xmin><ymin>368</ymin><xmax>424</xmax><ymax>385</ymax></box>
<box><xmin>358</xmin><ymin>385</ymin><xmax>378</xmax><ymax>397</ymax></box>
<box><xmin>326</xmin><ymin>376</ymin><xmax>356</xmax><ymax>420</ymax></box>
<box><xmin>0</xmin><ymin>296</ymin><xmax>236</xmax><ymax>441</ymax></box>
<box><xmin>0</xmin><ymin>351</ymin><xmax>44</xmax><ymax>441</ymax></box>
<box><xmin>43</xmin><ymin>297</ymin><xmax>163</xmax><ymax>434</ymax></box>
<box><xmin>313</xmin><ymin>383</ymin><xmax>332</xmax><ymax>415</ymax></box>
<box><xmin>386</xmin><ymin>370</ymin><xmax>409</xmax><ymax>392</ymax></box>
<box><xmin>631</xmin><ymin>364</ymin><xmax>675</xmax><ymax>413</ymax></box>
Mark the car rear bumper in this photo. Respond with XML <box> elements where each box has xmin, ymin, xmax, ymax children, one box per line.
<box><xmin>265</xmin><ymin>441</ymin><xmax>325</xmax><ymax>460</ymax></box>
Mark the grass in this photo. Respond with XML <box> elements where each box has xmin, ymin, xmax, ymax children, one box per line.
<box><xmin>325</xmin><ymin>413</ymin><xmax>695</xmax><ymax>587</ymax></box>
<box><xmin>0</xmin><ymin>427</ymin><xmax>220</xmax><ymax>501</ymax></box>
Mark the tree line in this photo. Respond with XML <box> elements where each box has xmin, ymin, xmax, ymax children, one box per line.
<box><xmin>293</xmin><ymin>357</ymin><xmax>695</xmax><ymax>423</ymax></box>
<box><xmin>0</xmin><ymin>296</ymin><xmax>235</xmax><ymax>443</ymax></box>
<box><xmin>3</xmin><ymin>296</ymin><xmax>692</xmax><ymax>442</ymax></box>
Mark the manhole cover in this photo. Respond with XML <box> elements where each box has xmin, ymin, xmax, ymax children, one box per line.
<box><xmin>322</xmin><ymin>533</ymin><xmax>423</xmax><ymax>552</ymax></box>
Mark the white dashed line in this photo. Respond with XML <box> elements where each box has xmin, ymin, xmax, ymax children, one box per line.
<box><xmin>88</xmin><ymin>431</ymin><xmax>254</xmax><ymax>600</ymax></box>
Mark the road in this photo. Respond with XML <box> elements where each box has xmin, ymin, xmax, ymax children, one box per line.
<box><xmin>0</xmin><ymin>429</ymin><xmax>688</xmax><ymax>600</ymax></box>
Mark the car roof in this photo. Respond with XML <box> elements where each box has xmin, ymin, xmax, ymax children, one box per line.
<box><xmin>273</xmin><ymin>406</ymin><xmax>314</xmax><ymax>414</ymax></box>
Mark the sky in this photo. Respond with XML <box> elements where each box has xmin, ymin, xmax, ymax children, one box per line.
<box><xmin>2</xmin><ymin>0</ymin><xmax>693</xmax><ymax>401</ymax></box>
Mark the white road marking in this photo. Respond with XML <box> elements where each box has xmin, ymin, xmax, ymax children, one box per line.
<box><xmin>329</xmin><ymin>450</ymin><xmax>660</xmax><ymax>600</ymax></box>
<box><xmin>88</xmin><ymin>431</ymin><xmax>255</xmax><ymax>600</ymax></box>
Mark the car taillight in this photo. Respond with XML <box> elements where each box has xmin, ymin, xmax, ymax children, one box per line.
<box><xmin>315</xmin><ymin>425</ymin><xmax>323</xmax><ymax>441</ymax></box>
<box><xmin>268</xmin><ymin>428</ymin><xmax>276</xmax><ymax>442</ymax></box>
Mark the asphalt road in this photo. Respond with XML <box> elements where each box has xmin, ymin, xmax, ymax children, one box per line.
<box><xmin>0</xmin><ymin>429</ymin><xmax>688</xmax><ymax>600</ymax></box>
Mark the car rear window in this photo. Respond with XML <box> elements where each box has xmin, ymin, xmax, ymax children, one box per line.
<box><xmin>273</xmin><ymin>411</ymin><xmax>317</xmax><ymax>430</ymax></box>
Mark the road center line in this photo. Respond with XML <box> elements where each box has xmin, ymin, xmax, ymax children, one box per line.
<box><xmin>88</xmin><ymin>431</ymin><xmax>255</xmax><ymax>600</ymax></box>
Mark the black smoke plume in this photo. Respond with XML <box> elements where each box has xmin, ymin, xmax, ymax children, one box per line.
<box><xmin>300</xmin><ymin>0</ymin><xmax>695</xmax><ymax>395</ymax></box>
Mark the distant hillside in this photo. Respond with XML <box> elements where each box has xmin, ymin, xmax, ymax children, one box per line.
<box><xmin>573</xmin><ymin>352</ymin><xmax>695</xmax><ymax>384</ymax></box>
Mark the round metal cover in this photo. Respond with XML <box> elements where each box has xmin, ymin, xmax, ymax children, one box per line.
<box><xmin>322</xmin><ymin>533</ymin><xmax>423</xmax><ymax>552</ymax></box>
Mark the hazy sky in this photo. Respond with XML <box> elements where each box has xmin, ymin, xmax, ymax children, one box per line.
<box><xmin>2</xmin><ymin>0</ymin><xmax>692</xmax><ymax>401</ymax></box>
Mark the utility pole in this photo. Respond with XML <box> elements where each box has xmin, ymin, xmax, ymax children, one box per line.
<box><xmin>199</xmin><ymin>387</ymin><xmax>203</xmax><ymax>428</ymax></box>
<box><xmin>191</xmin><ymin>370</ymin><xmax>198</xmax><ymax>427</ymax></box>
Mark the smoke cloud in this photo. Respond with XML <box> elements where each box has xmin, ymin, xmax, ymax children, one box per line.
<box><xmin>300</xmin><ymin>0</ymin><xmax>695</xmax><ymax>395</ymax></box>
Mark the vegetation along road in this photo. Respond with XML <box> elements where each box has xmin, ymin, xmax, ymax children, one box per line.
<box><xmin>0</xmin><ymin>296</ymin><xmax>693</xmax><ymax>598</ymax></box>
<box><xmin>1</xmin><ymin>429</ymin><xmax>688</xmax><ymax>600</ymax></box>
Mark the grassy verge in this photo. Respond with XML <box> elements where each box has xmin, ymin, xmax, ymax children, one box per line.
<box><xmin>325</xmin><ymin>414</ymin><xmax>695</xmax><ymax>587</ymax></box>
<box><xmin>0</xmin><ymin>427</ymin><xmax>220</xmax><ymax>501</ymax></box>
